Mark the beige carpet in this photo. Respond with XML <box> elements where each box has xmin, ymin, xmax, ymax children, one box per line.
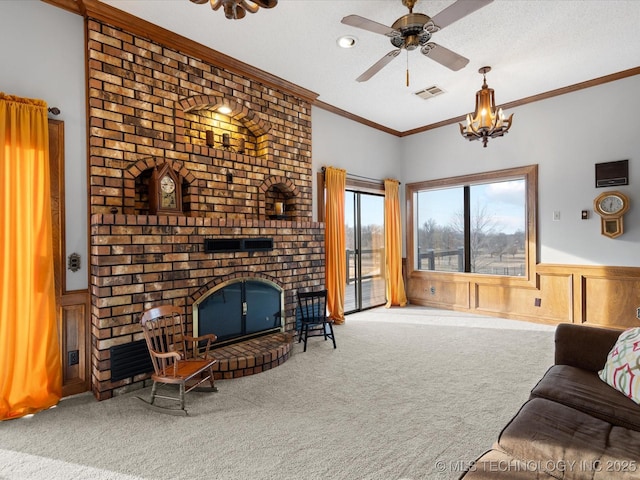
<box><xmin>0</xmin><ymin>306</ymin><xmax>555</xmax><ymax>480</ymax></box>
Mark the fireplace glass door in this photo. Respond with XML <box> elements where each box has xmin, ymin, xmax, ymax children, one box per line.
<box><xmin>195</xmin><ymin>279</ymin><xmax>282</xmax><ymax>344</ymax></box>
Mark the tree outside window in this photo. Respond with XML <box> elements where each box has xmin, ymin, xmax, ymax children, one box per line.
<box><xmin>410</xmin><ymin>166</ymin><xmax>535</xmax><ymax>278</ymax></box>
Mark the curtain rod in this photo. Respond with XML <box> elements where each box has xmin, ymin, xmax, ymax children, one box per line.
<box><xmin>321</xmin><ymin>167</ymin><xmax>400</xmax><ymax>185</ymax></box>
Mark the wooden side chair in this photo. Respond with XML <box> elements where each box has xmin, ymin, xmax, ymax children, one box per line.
<box><xmin>296</xmin><ymin>289</ymin><xmax>337</xmax><ymax>352</ymax></box>
<box><xmin>138</xmin><ymin>305</ymin><xmax>218</xmax><ymax>416</ymax></box>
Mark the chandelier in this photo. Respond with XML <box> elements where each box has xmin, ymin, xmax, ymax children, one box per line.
<box><xmin>459</xmin><ymin>66</ymin><xmax>513</xmax><ymax>148</ymax></box>
<box><xmin>189</xmin><ymin>0</ymin><xmax>278</xmax><ymax>20</ymax></box>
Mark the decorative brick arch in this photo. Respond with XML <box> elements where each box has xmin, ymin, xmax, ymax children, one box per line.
<box><xmin>176</xmin><ymin>94</ymin><xmax>272</xmax><ymax>145</ymax></box>
<box><xmin>123</xmin><ymin>157</ymin><xmax>199</xmax><ymax>214</ymax></box>
<box><xmin>258</xmin><ymin>175</ymin><xmax>299</xmax><ymax>219</ymax></box>
<box><xmin>190</xmin><ymin>271</ymin><xmax>284</xmax><ymax>307</ymax></box>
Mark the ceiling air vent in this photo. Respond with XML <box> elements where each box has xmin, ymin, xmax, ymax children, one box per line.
<box><xmin>414</xmin><ymin>85</ymin><xmax>445</xmax><ymax>100</ymax></box>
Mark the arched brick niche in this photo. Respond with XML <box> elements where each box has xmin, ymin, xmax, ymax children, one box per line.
<box><xmin>123</xmin><ymin>157</ymin><xmax>198</xmax><ymax>215</ymax></box>
<box><xmin>175</xmin><ymin>95</ymin><xmax>273</xmax><ymax>160</ymax></box>
<box><xmin>259</xmin><ymin>175</ymin><xmax>301</xmax><ymax>220</ymax></box>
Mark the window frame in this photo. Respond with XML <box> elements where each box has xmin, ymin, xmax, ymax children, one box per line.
<box><xmin>406</xmin><ymin>164</ymin><xmax>538</xmax><ymax>286</ymax></box>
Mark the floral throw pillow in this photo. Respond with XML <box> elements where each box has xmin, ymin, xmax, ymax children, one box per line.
<box><xmin>598</xmin><ymin>327</ymin><xmax>640</xmax><ymax>404</ymax></box>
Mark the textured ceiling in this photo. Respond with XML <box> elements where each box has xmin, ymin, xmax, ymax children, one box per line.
<box><xmin>99</xmin><ymin>0</ymin><xmax>640</xmax><ymax>133</ymax></box>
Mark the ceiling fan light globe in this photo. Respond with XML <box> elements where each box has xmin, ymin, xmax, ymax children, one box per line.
<box><xmin>391</xmin><ymin>36</ymin><xmax>404</xmax><ymax>49</ymax></box>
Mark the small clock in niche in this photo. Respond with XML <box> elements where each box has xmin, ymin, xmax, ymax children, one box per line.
<box><xmin>593</xmin><ymin>190</ymin><xmax>629</xmax><ymax>238</ymax></box>
<box><xmin>149</xmin><ymin>164</ymin><xmax>182</xmax><ymax>215</ymax></box>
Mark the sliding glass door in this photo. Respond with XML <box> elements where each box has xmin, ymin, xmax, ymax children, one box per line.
<box><xmin>344</xmin><ymin>191</ymin><xmax>386</xmax><ymax>313</ymax></box>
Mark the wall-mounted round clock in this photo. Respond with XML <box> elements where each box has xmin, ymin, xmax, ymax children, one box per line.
<box><xmin>593</xmin><ymin>191</ymin><xmax>629</xmax><ymax>238</ymax></box>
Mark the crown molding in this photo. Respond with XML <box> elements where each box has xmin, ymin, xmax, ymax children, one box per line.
<box><xmin>313</xmin><ymin>100</ymin><xmax>402</xmax><ymax>137</ymax></box>
<box><xmin>401</xmin><ymin>65</ymin><xmax>640</xmax><ymax>137</ymax></box>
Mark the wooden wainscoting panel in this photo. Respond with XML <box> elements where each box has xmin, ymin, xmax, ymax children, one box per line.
<box><xmin>473</xmin><ymin>273</ymin><xmax>572</xmax><ymax>324</ymax></box>
<box><xmin>406</xmin><ymin>264</ymin><xmax>640</xmax><ymax>328</ymax></box>
<box><xmin>582</xmin><ymin>275</ymin><xmax>640</xmax><ymax>329</ymax></box>
<box><xmin>60</xmin><ymin>292</ymin><xmax>91</xmax><ymax>397</ymax></box>
<box><xmin>407</xmin><ymin>276</ymin><xmax>470</xmax><ymax>309</ymax></box>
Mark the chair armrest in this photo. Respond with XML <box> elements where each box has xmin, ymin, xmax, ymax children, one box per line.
<box><xmin>554</xmin><ymin>323</ymin><xmax>622</xmax><ymax>372</ymax></box>
<box><xmin>185</xmin><ymin>334</ymin><xmax>217</xmax><ymax>343</ymax></box>
<box><xmin>152</xmin><ymin>351</ymin><xmax>182</xmax><ymax>360</ymax></box>
<box><xmin>184</xmin><ymin>334</ymin><xmax>217</xmax><ymax>358</ymax></box>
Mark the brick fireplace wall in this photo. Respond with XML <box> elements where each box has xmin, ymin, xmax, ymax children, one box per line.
<box><xmin>87</xmin><ymin>18</ymin><xmax>324</xmax><ymax>399</ymax></box>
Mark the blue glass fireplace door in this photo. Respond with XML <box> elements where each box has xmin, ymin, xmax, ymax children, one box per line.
<box><xmin>195</xmin><ymin>279</ymin><xmax>283</xmax><ymax>343</ymax></box>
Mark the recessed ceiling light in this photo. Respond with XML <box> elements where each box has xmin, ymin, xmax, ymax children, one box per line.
<box><xmin>217</xmin><ymin>106</ymin><xmax>232</xmax><ymax>114</ymax></box>
<box><xmin>337</xmin><ymin>35</ymin><xmax>357</xmax><ymax>49</ymax></box>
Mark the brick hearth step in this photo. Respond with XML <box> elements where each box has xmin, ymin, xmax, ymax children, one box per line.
<box><xmin>211</xmin><ymin>332</ymin><xmax>294</xmax><ymax>380</ymax></box>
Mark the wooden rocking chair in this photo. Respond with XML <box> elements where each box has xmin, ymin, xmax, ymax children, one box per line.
<box><xmin>138</xmin><ymin>305</ymin><xmax>218</xmax><ymax>416</ymax></box>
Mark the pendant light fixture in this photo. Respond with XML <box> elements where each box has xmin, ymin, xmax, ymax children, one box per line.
<box><xmin>189</xmin><ymin>0</ymin><xmax>277</xmax><ymax>20</ymax></box>
<box><xmin>459</xmin><ymin>66</ymin><xmax>513</xmax><ymax>148</ymax></box>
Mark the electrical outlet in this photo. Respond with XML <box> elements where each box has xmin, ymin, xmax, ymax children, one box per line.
<box><xmin>68</xmin><ymin>350</ymin><xmax>79</xmax><ymax>366</ymax></box>
<box><xmin>534</xmin><ymin>298</ymin><xmax>542</xmax><ymax>307</ymax></box>
<box><xmin>430</xmin><ymin>286</ymin><xmax>436</xmax><ymax>295</ymax></box>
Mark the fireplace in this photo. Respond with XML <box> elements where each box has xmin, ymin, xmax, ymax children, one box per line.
<box><xmin>86</xmin><ymin>16</ymin><xmax>325</xmax><ymax>400</ymax></box>
<box><xmin>194</xmin><ymin>279</ymin><xmax>284</xmax><ymax>345</ymax></box>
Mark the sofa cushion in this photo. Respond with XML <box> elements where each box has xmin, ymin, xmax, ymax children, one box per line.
<box><xmin>599</xmin><ymin>327</ymin><xmax>640</xmax><ymax>404</ymax></box>
<box><xmin>496</xmin><ymin>397</ymin><xmax>640</xmax><ymax>480</ymax></box>
<box><xmin>531</xmin><ymin>364</ymin><xmax>640</xmax><ymax>431</ymax></box>
<box><xmin>554</xmin><ymin>323</ymin><xmax>621</xmax><ymax>372</ymax></box>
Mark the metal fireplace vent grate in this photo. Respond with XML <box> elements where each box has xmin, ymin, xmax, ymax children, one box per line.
<box><xmin>204</xmin><ymin>237</ymin><xmax>273</xmax><ymax>253</ymax></box>
<box><xmin>110</xmin><ymin>339</ymin><xmax>153</xmax><ymax>381</ymax></box>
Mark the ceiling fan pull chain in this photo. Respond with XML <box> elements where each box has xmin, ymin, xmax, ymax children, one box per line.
<box><xmin>406</xmin><ymin>50</ymin><xmax>410</xmax><ymax>87</ymax></box>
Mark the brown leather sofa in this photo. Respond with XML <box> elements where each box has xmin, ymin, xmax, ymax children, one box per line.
<box><xmin>461</xmin><ymin>323</ymin><xmax>640</xmax><ymax>479</ymax></box>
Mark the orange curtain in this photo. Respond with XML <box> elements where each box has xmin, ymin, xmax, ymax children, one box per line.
<box><xmin>384</xmin><ymin>179</ymin><xmax>407</xmax><ymax>308</ymax></box>
<box><xmin>0</xmin><ymin>93</ymin><xmax>60</xmax><ymax>420</ymax></box>
<box><xmin>324</xmin><ymin>166</ymin><xmax>346</xmax><ymax>324</ymax></box>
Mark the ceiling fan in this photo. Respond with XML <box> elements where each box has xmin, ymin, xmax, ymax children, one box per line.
<box><xmin>189</xmin><ymin>0</ymin><xmax>277</xmax><ymax>20</ymax></box>
<box><xmin>341</xmin><ymin>0</ymin><xmax>493</xmax><ymax>83</ymax></box>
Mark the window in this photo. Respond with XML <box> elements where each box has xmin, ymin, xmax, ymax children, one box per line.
<box><xmin>407</xmin><ymin>165</ymin><xmax>537</xmax><ymax>279</ymax></box>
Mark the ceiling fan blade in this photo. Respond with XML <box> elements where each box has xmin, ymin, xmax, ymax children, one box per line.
<box><xmin>252</xmin><ymin>0</ymin><xmax>277</xmax><ymax>8</ymax></box>
<box><xmin>421</xmin><ymin>43</ymin><xmax>469</xmax><ymax>71</ymax></box>
<box><xmin>431</xmin><ymin>0</ymin><xmax>493</xmax><ymax>30</ymax></box>
<box><xmin>341</xmin><ymin>14</ymin><xmax>398</xmax><ymax>37</ymax></box>
<box><xmin>356</xmin><ymin>50</ymin><xmax>401</xmax><ymax>82</ymax></box>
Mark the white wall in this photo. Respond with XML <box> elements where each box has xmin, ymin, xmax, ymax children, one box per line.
<box><xmin>1</xmin><ymin>1</ymin><xmax>88</xmax><ymax>290</ymax></box>
<box><xmin>401</xmin><ymin>75</ymin><xmax>640</xmax><ymax>267</ymax></box>
<box><xmin>311</xmin><ymin>106</ymin><xmax>401</xmax><ymax>221</ymax></box>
